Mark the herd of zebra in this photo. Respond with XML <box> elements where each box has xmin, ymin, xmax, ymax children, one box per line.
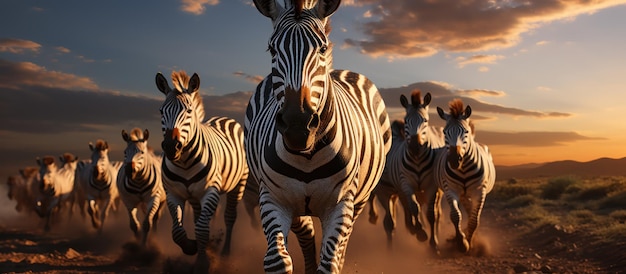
<box><xmin>4</xmin><ymin>0</ymin><xmax>496</xmax><ymax>273</ymax></box>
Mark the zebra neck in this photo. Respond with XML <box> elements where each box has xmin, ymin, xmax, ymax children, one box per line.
<box><xmin>175</xmin><ymin>127</ymin><xmax>211</xmax><ymax>168</ymax></box>
<box><xmin>462</xmin><ymin>139</ymin><xmax>480</xmax><ymax>165</ymax></box>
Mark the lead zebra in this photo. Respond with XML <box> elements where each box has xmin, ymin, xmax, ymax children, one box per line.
<box><xmin>245</xmin><ymin>0</ymin><xmax>391</xmax><ymax>273</ymax></box>
<box><xmin>155</xmin><ymin>71</ymin><xmax>249</xmax><ymax>273</ymax></box>
<box><xmin>117</xmin><ymin>128</ymin><xmax>166</xmax><ymax>246</ymax></box>
<box><xmin>76</xmin><ymin>140</ymin><xmax>122</xmax><ymax>233</ymax></box>
<box><xmin>435</xmin><ymin>99</ymin><xmax>496</xmax><ymax>253</ymax></box>
<box><xmin>370</xmin><ymin>90</ymin><xmax>446</xmax><ymax>253</ymax></box>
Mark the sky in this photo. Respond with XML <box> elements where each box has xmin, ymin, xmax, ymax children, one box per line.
<box><xmin>1</xmin><ymin>0</ymin><xmax>626</xmax><ymax>178</ymax></box>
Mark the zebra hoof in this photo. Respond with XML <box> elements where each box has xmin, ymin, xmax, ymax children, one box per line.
<box><xmin>416</xmin><ymin>229</ymin><xmax>428</xmax><ymax>242</ymax></box>
<box><xmin>181</xmin><ymin>240</ymin><xmax>198</xmax><ymax>256</ymax></box>
<box><xmin>368</xmin><ymin>214</ymin><xmax>378</xmax><ymax>224</ymax></box>
<box><xmin>458</xmin><ymin>238</ymin><xmax>470</xmax><ymax>253</ymax></box>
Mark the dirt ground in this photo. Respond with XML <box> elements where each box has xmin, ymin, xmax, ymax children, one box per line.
<box><xmin>0</xmin><ymin>187</ymin><xmax>621</xmax><ymax>274</ymax></box>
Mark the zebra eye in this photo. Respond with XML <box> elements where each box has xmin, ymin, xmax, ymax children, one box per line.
<box><xmin>186</xmin><ymin>108</ymin><xmax>193</xmax><ymax>114</ymax></box>
<box><xmin>319</xmin><ymin>45</ymin><xmax>328</xmax><ymax>55</ymax></box>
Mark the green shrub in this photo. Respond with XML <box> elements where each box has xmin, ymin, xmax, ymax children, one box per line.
<box><xmin>491</xmin><ymin>183</ymin><xmax>535</xmax><ymax>201</ymax></box>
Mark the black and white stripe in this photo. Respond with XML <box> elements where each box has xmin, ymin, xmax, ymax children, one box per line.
<box><xmin>435</xmin><ymin>99</ymin><xmax>496</xmax><ymax>253</ymax></box>
<box><xmin>117</xmin><ymin>128</ymin><xmax>166</xmax><ymax>246</ymax></box>
<box><xmin>76</xmin><ymin>139</ymin><xmax>122</xmax><ymax>233</ymax></box>
<box><xmin>246</xmin><ymin>1</ymin><xmax>391</xmax><ymax>273</ymax></box>
<box><xmin>155</xmin><ymin>71</ymin><xmax>249</xmax><ymax>271</ymax></box>
<box><xmin>371</xmin><ymin>90</ymin><xmax>446</xmax><ymax>253</ymax></box>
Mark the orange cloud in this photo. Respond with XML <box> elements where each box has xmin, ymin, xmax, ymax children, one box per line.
<box><xmin>233</xmin><ymin>71</ymin><xmax>265</xmax><ymax>84</ymax></box>
<box><xmin>345</xmin><ymin>0</ymin><xmax>626</xmax><ymax>58</ymax></box>
<box><xmin>0</xmin><ymin>38</ymin><xmax>41</xmax><ymax>54</ymax></box>
<box><xmin>456</xmin><ymin>54</ymin><xmax>505</xmax><ymax>68</ymax></box>
<box><xmin>0</xmin><ymin>59</ymin><xmax>98</xmax><ymax>90</ymax></box>
<box><xmin>180</xmin><ymin>0</ymin><xmax>219</xmax><ymax>15</ymax></box>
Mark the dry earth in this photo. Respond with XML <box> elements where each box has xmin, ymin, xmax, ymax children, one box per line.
<box><xmin>0</xmin><ymin>185</ymin><xmax>622</xmax><ymax>274</ymax></box>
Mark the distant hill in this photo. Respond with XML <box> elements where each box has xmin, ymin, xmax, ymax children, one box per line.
<box><xmin>495</xmin><ymin>157</ymin><xmax>626</xmax><ymax>179</ymax></box>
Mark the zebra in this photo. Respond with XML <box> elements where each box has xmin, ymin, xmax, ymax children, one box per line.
<box><xmin>370</xmin><ymin>90</ymin><xmax>447</xmax><ymax>253</ymax></box>
<box><xmin>117</xmin><ymin>128</ymin><xmax>166</xmax><ymax>246</ymax></box>
<box><xmin>76</xmin><ymin>139</ymin><xmax>123</xmax><ymax>233</ymax></box>
<box><xmin>6</xmin><ymin>166</ymin><xmax>39</xmax><ymax>214</ymax></box>
<box><xmin>34</xmin><ymin>153</ymin><xmax>78</xmax><ymax>231</ymax></box>
<box><xmin>435</xmin><ymin>98</ymin><xmax>496</xmax><ymax>253</ymax></box>
<box><xmin>246</xmin><ymin>0</ymin><xmax>391</xmax><ymax>273</ymax></box>
<box><xmin>155</xmin><ymin>70</ymin><xmax>249</xmax><ymax>272</ymax></box>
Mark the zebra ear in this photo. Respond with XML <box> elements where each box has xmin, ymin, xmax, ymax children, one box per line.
<box><xmin>400</xmin><ymin>94</ymin><xmax>409</xmax><ymax>108</ymax></box>
<box><xmin>316</xmin><ymin>0</ymin><xmax>341</xmax><ymax>18</ymax></box>
<box><xmin>155</xmin><ymin>73</ymin><xmax>171</xmax><ymax>95</ymax></box>
<box><xmin>423</xmin><ymin>93</ymin><xmax>432</xmax><ymax>106</ymax></box>
<box><xmin>143</xmin><ymin>129</ymin><xmax>150</xmax><ymax>141</ymax></box>
<box><xmin>437</xmin><ymin>106</ymin><xmax>447</xmax><ymax>120</ymax></box>
<box><xmin>188</xmin><ymin>73</ymin><xmax>200</xmax><ymax>94</ymax></box>
<box><xmin>464</xmin><ymin>105</ymin><xmax>472</xmax><ymax>119</ymax></box>
<box><xmin>253</xmin><ymin>0</ymin><xmax>280</xmax><ymax>19</ymax></box>
<box><xmin>89</xmin><ymin>142</ymin><xmax>94</xmax><ymax>151</ymax></box>
<box><xmin>36</xmin><ymin>157</ymin><xmax>42</xmax><ymax>166</ymax></box>
<box><xmin>121</xmin><ymin>130</ymin><xmax>129</xmax><ymax>142</ymax></box>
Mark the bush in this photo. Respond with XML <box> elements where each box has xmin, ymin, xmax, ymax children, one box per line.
<box><xmin>505</xmin><ymin>194</ymin><xmax>536</xmax><ymax>208</ymax></box>
<box><xmin>541</xmin><ymin>176</ymin><xmax>579</xmax><ymax>200</ymax></box>
<box><xmin>609</xmin><ymin>210</ymin><xmax>626</xmax><ymax>223</ymax></box>
<box><xmin>491</xmin><ymin>183</ymin><xmax>534</xmax><ymax>201</ymax></box>
<box><xmin>599</xmin><ymin>191</ymin><xmax>626</xmax><ymax>210</ymax></box>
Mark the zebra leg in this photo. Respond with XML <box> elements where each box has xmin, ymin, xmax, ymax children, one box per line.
<box><xmin>127</xmin><ymin>207</ymin><xmax>141</xmax><ymax>240</ymax></box>
<box><xmin>243</xmin><ymin>177</ymin><xmax>260</xmax><ymax>229</ymax></box>
<box><xmin>221</xmin><ymin>181</ymin><xmax>245</xmax><ymax>256</ymax></box>
<box><xmin>194</xmin><ymin>187</ymin><xmax>221</xmax><ymax>273</ymax></box>
<box><xmin>465</xmin><ymin>190</ymin><xmax>487</xmax><ymax>251</ymax></box>
<box><xmin>318</xmin><ymin>196</ymin><xmax>357</xmax><ymax>274</ymax></box>
<box><xmin>399</xmin><ymin>182</ymin><xmax>428</xmax><ymax>241</ymax></box>
<box><xmin>98</xmin><ymin>197</ymin><xmax>114</xmax><ymax>234</ymax></box>
<box><xmin>367</xmin><ymin>192</ymin><xmax>378</xmax><ymax>224</ymax></box>
<box><xmin>382</xmin><ymin>194</ymin><xmax>397</xmax><ymax>249</ymax></box>
<box><xmin>166</xmin><ymin>193</ymin><xmax>197</xmax><ymax>255</ymax></box>
<box><xmin>291</xmin><ymin>216</ymin><xmax>316</xmax><ymax>274</ymax></box>
<box><xmin>427</xmin><ymin>188</ymin><xmax>443</xmax><ymax>255</ymax></box>
<box><xmin>444</xmin><ymin>191</ymin><xmax>469</xmax><ymax>253</ymax></box>
<box><xmin>142</xmin><ymin>195</ymin><xmax>161</xmax><ymax>246</ymax></box>
<box><xmin>152</xmin><ymin>198</ymin><xmax>166</xmax><ymax>233</ymax></box>
<box><xmin>87</xmin><ymin>198</ymin><xmax>101</xmax><ymax>229</ymax></box>
<box><xmin>259</xmin><ymin>188</ymin><xmax>293</xmax><ymax>274</ymax></box>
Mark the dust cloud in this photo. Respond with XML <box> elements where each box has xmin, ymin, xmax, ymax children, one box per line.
<box><xmin>0</xmin><ymin>183</ymin><xmax>504</xmax><ymax>273</ymax></box>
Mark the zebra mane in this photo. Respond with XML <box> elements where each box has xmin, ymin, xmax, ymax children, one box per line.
<box><xmin>170</xmin><ymin>70</ymin><xmax>206</xmax><ymax>120</ymax></box>
<box><xmin>94</xmin><ymin>139</ymin><xmax>108</xmax><ymax>151</ymax></box>
<box><xmin>449</xmin><ymin>98</ymin><xmax>465</xmax><ymax>119</ymax></box>
<box><xmin>129</xmin><ymin>128</ymin><xmax>145</xmax><ymax>142</ymax></box>
<box><xmin>171</xmin><ymin>70</ymin><xmax>190</xmax><ymax>93</ymax></box>
<box><xmin>20</xmin><ymin>166</ymin><xmax>38</xmax><ymax>177</ymax></box>
<box><xmin>42</xmin><ymin>156</ymin><xmax>55</xmax><ymax>166</ymax></box>
<box><xmin>61</xmin><ymin>153</ymin><xmax>77</xmax><ymax>163</ymax></box>
<box><xmin>391</xmin><ymin>119</ymin><xmax>405</xmax><ymax>140</ymax></box>
<box><xmin>411</xmin><ymin>89</ymin><xmax>423</xmax><ymax>105</ymax></box>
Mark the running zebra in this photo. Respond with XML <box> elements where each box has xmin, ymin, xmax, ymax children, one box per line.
<box><xmin>371</xmin><ymin>90</ymin><xmax>446</xmax><ymax>252</ymax></box>
<box><xmin>117</xmin><ymin>128</ymin><xmax>166</xmax><ymax>246</ymax></box>
<box><xmin>246</xmin><ymin>0</ymin><xmax>391</xmax><ymax>273</ymax></box>
<box><xmin>435</xmin><ymin>99</ymin><xmax>496</xmax><ymax>253</ymax></box>
<box><xmin>34</xmin><ymin>153</ymin><xmax>78</xmax><ymax>231</ymax></box>
<box><xmin>76</xmin><ymin>139</ymin><xmax>123</xmax><ymax>233</ymax></box>
<box><xmin>6</xmin><ymin>166</ymin><xmax>39</xmax><ymax>214</ymax></box>
<box><xmin>155</xmin><ymin>71</ymin><xmax>249</xmax><ymax>272</ymax></box>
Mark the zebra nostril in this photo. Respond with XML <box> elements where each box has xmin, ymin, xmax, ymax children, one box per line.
<box><xmin>175</xmin><ymin>142</ymin><xmax>182</xmax><ymax>150</ymax></box>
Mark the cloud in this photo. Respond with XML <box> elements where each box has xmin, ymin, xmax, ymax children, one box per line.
<box><xmin>0</xmin><ymin>38</ymin><xmax>41</xmax><ymax>54</ymax></box>
<box><xmin>55</xmin><ymin>46</ymin><xmax>70</xmax><ymax>54</ymax></box>
<box><xmin>476</xmin><ymin>131</ymin><xmax>605</xmax><ymax>147</ymax></box>
<box><xmin>180</xmin><ymin>0</ymin><xmax>219</xmax><ymax>15</ymax></box>
<box><xmin>456</xmin><ymin>54</ymin><xmax>505</xmax><ymax>68</ymax></box>
<box><xmin>379</xmin><ymin>81</ymin><xmax>571</xmax><ymax>120</ymax></box>
<box><xmin>344</xmin><ymin>0</ymin><xmax>626</xmax><ymax>58</ymax></box>
<box><xmin>233</xmin><ymin>71</ymin><xmax>265</xmax><ymax>84</ymax></box>
<box><xmin>0</xmin><ymin>59</ymin><xmax>98</xmax><ymax>90</ymax></box>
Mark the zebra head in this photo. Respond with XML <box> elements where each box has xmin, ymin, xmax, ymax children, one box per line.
<box><xmin>254</xmin><ymin>0</ymin><xmax>340</xmax><ymax>152</ymax></box>
<box><xmin>401</xmin><ymin>90</ymin><xmax>432</xmax><ymax>150</ymax></box>
<box><xmin>89</xmin><ymin>140</ymin><xmax>111</xmax><ymax>181</ymax></box>
<box><xmin>156</xmin><ymin>71</ymin><xmax>204</xmax><ymax>161</ymax></box>
<box><xmin>437</xmin><ymin>99</ymin><xmax>474</xmax><ymax>170</ymax></box>
<box><xmin>59</xmin><ymin>152</ymin><xmax>78</xmax><ymax>172</ymax></box>
<box><xmin>36</xmin><ymin>156</ymin><xmax>57</xmax><ymax>194</ymax></box>
<box><xmin>121</xmin><ymin>128</ymin><xmax>150</xmax><ymax>178</ymax></box>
